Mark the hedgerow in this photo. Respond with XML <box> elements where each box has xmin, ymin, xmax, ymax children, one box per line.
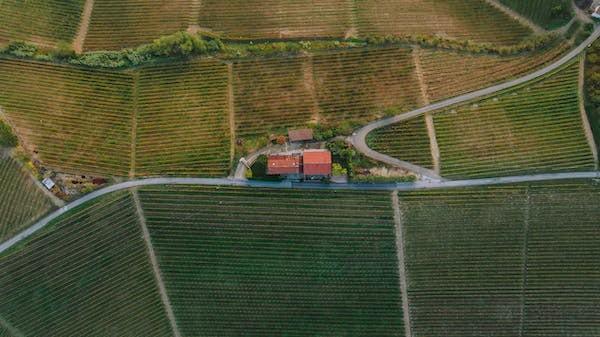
<box><xmin>0</xmin><ymin>28</ymin><xmax>565</xmax><ymax>70</ymax></box>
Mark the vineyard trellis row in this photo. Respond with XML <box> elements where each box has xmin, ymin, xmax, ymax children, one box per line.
<box><xmin>367</xmin><ymin>58</ymin><xmax>596</xmax><ymax>179</ymax></box>
<box><xmin>0</xmin><ymin>0</ymin><xmax>84</xmax><ymax>47</ymax></box>
<box><xmin>0</xmin><ymin>41</ymin><xmax>582</xmax><ymax>178</ymax></box>
<box><xmin>137</xmin><ymin>185</ymin><xmax>404</xmax><ymax>336</ymax></box>
<box><xmin>0</xmin><ymin>154</ymin><xmax>54</xmax><ymax>244</ymax></box>
<box><xmin>0</xmin><ymin>192</ymin><xmax>173</xmax><ymax>337</ymax></box>
<box><xmin>399</xmin><ymin>182</ymin><xmax>600</xmax><ymax>337</ymax></box>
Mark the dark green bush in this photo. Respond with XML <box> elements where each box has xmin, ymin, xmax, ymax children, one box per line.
<box><xmin>0</xmin><ymin>121</ymin><xmax>18</xmax><ymax>147</ymax></box>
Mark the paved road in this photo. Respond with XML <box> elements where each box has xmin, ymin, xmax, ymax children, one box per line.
<box><xmin>350</xmin><ymin>28</ymin><xmax>600</xmax><ymax>177</ymax></box>
<box><xmin>1</xmin><ymin>171</ymin><xmax>598</xmax><ymax>254</ymax></box>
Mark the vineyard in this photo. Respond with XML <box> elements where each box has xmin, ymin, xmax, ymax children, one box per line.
<box><xmin>0</xmin><ymin>155</ymin><xmax>53</xmax><ymax>243</ymax></box>
<box><xmin>355</xmin><ymin>0</ymin><xmax>532</xmax><ymax>45</ymax></box>
<box><xmin>0</xmin><ymin>0</ymin><xmax>84</xmax><ymax>46</ymax></box>
<box><xmin>399</xmin><ymin>182</ymin><xmax>600</xmax><ymax>337</ymax></box>
<box><xmin>83</xmin><ymin>0</ymin><xmax>191</xmax><ymax>51</ymax></box>
<box><xmin>197</xmin><ymin>0</ymin><xmax>353</xmax><ymax>40</ymax></box>
<box><xmin>366</xmin><ymin>116</ymin><xmax>434</xmax><ymax>169</ymax></box>
<box><xmin>418</xmin><ymin>43</ymin><xmax>570</xmax><ymax>103</ymax></box>
<box><xmin>0</xmin><ymin>192</ymin><xmax>172</xmax><ymax>337</ymax></box>
<box><xmin>499</xmin><ymin>0</ymin><xmax>572</xmax><ymax>30</ymax></box>
<box><xmin>368</xmin><ymin>59</ymin><xmax>596</xmax><ymax>178</ymax></box>
<box><xmin>137</xmin><ymin>185</ymin><xmax>403</xmax><ymax>336</ymax></box>
<box><xmin>434</xmin><ymin>60</ymin><xmax>596</xmax><ymax>178</ymax></box>
<box><xmin>0</xmin><ymin>59</ymin><xmax>134</xmax><ymax>177</ymax></box>
<box><xmin>232</xmin><ymin>56</ymin><xmax>318</xmax><ymax>137</ymax></box>
<box><xmin>135</xmin><ymin>60</ymin><xmax>231</xmax><ymax>177</ymax></box>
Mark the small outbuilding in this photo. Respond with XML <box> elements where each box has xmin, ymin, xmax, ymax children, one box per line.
<box><xmin>288</xmin><ymin>128</ymin><xmax>314</xmax><ymax>143</ymax></box>
<box><xmin>267</xmin><ymin>153</ymin><xmax>301</xmax><ymax>175</ymax></box>
<box><xmin>303</xmin><ymin>149</ymin><xmax>332</xmax><ymax>177</ymax></box>
<box><xmin>42</xmin><ymin>177</ymin><xmax>55</xmax><ymax>190</ymax></box>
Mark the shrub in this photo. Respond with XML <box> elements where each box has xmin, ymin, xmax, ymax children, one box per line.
<box><xmin>52</xmin><ymin>41</ymin><xmax>75</xmax><ymax>60</ymax></box>
<box><xmin>332</xmin><ymin>163</ymin><xmax>348</xmax><ymax>176</ymax></box>
<box><xmin>0</xmin><ymin>121</ymin><xmax>18</xmax><ymax>147</ymax></box>
<box><xmin>5</xmin><ymin>41</ymin><xmax>38</xmax><ymax>58</ymax></box>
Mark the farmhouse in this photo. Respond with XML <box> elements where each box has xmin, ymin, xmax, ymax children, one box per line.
<box><xmin>267</xmin><ymin>153</ymin><xmax>301</xmax><ymax>176</ymax></box>
<box><xmin>288</xmin><ymin>128</ymin><xmax>314</xmax><ymax>143</ymax></box>
<box><xmin>267</xmin><ymin>150</ymin><xmax>332</xmax><ymax>179</ymax></box>
<box><xmin>303</xmin><ymin>150</ymin><xmax>332</xmax><ymax>177</ymax></box>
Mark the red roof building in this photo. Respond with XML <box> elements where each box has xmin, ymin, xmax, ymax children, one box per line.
<box><xmin>288</xmin><ymin>129</ymin><xmax>314</xmax><ymax>142</ymax></box>
<box><xmin>267</xmin><ymin>154</ymin><xmax>301</xmax><ymax>175</ymax></box>
<box><xmin>303</xmin><ymin>150</ymin><xmax>332</xmax><ymax>176</ymax></box>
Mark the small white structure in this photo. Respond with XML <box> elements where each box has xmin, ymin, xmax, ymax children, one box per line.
<box><xmin>42</xmin><ymin>177</ymin><xmax>55</xmax><ymax>190</ymax></box>
<box><xmin>593</xmin><ymin>6</ymin><xmax>600</xmax><ymax>19</ymax></box>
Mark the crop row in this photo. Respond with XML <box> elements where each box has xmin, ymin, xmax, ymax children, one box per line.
<box><xmin>399</xmin><ymin>182</ymin><xmax>600</xmax><ymax>337</ymax></box>
<box><xmin>138</xmin><ymin>185</ymin><xmax>403</xmax><ymax>336</ymax></box>
<box><xmin>0</xmin><ymin>59</ymin><xmax>135</xmax><ymax>176</ymax></box>
<box><xmin>419</xmin><ymin>42</ymin><xmax>570</xmax><ymax>103</ymax></box>
<box><xmin>0</xmin><ymin>192</ymin><xmax>172</xmax><ymax>337</ymax></box>
<box><xmin>84</xmin><ymin>0</ymin><xmax>192</xmax><ymax>51</ymax></box>
<box><xmin>499</xmin><ymin>0</ymin><xmax>572</xmax><ymax>30</ymax></box>
<box><xmin>366</xmin><ymin>116</ymin><xmax>434</xmax><ymax>169</ymax></box>
<box><xmin>234</xmin><ymin>47</ymin><xmax>422</xmax><ymax>137</ymax></box>
<box><xmin>0</xmin><ymin>155</ymin><xmax>54</xmax><ymax>243</ymax></box>
<box><xmin>198</xmin><ymin>0</ymin><xmax>353</xmax><ymax>40</ymax></box>
<box><xmin>355</xmin><ymin>0</ymin><xmax>532</xmax><ymax>45</ymax></box>
<box><xmin>135</xmin><ymin>60</ymin><xmax>231</xmax><ymax>176</ymax></box>
<box><xmin>434</xmin><ymin>60</ymin><xmax>595</xmax><ymax>178</ymax></box>
<box><xmin>0</xmin><ymin>0</ymin><xmax>84</xmax><ymax>46</ymax></box>
<box><xmin>0</xmin><ymin>58</ymin><xmax>231</xmax><ymax>177</ymax></box>
<box><xmin>0</xmin><ymin>0</ymin><xmax>540</xmax><ymax>51</ymax></box>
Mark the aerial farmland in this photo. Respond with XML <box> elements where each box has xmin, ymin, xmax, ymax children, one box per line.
<box><xmin>0</xmin><ymin>1</ymin><xmax>599</xmax><ymax>336</ymax></box>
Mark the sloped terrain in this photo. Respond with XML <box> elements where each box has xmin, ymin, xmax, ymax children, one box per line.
<box><xmin>0</xmin><ymin>154</ymin><xmax>54</xmax><ymax>243</ymax></box>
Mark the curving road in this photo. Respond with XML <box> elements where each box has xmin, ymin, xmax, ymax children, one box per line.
<box><xmin>1</xmin><ymin>171</ymin><xmax>598</xmax><ymax>255</ymax></box>
<box><xmin>350</xmin><ymin>27</ymin><xmax>600</xmax><ymax>178</ymax></box>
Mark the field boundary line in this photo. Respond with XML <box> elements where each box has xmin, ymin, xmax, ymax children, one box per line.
<box><xmin>346</xmin><ymin>0</ymin><xmax>359</xmax><ymax>38</ymax></box>
<box><xmin>391</xmin><ymin>191</ymin><xmax>413</xmax><ymax>337</ymax></box>
<box><xmin>424</xmin><ymin>113</ymin><xmax>441</xmax><ymax>174</ymax></box>
<box><xmin>129</xmin><ymin>72</ymin><xmax>140</xmax><ymax>178</ymax></box>
<box><xmin>483</xmin><ymin>0</ymin><xmax>546</xmax><ymax>35</ymax></box>
<box><xmin>227</xmin><ymin>63</ymin><xmax>236</xmax><ymax>169</ymax></box>
<box><xmin>519</xmin><ymin>188</ymin><xmax>531</xmax><ymax>337</ymax></box>
<box><xmin>412</xmin><ymin>48</ymin><xmax>441</xmax><ymax>173</ymax></box>
<box><xmin>132</xmin><ymin>189</ymin><xmax>182</xmax><ymax>337</ymax></box>
<box><xmin>578</xmin><ymin>55</ymin><xmax>599</xmax><ymax>168</ymax></box>
<box><xmin>0</xmin><ymin>314</ymin><xmax>25</xmax><ymax>337</ymax></box>
<box><xmin>72</xmin><ymin>0</ymin><xmax>95</xmax><ymax>53</ymax></box>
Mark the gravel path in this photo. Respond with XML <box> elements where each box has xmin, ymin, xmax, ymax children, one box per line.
<box><xmin>391</xmin><ymin>191</ymin><xmax>413</xmax><ymax>337</ymax></box>
<box><xmin>72</xmin><ymin>0</ymin><xmax>94</xmax><ymax>53</ymax></box>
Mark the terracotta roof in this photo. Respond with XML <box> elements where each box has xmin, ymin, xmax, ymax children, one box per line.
<box><xmin>288</xmin><ymin>128</ymin><xmax>314</xmax><ymax>142</ymax></box>
<box><xmin>267</xmin><ymin>154</ymin><xmax>301</xmax><ymax>175</ymax></box>
<box><xmin>303</xmin><ymin>150</ymin><xmax>332</xmax><ymax>176</ymax></box>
